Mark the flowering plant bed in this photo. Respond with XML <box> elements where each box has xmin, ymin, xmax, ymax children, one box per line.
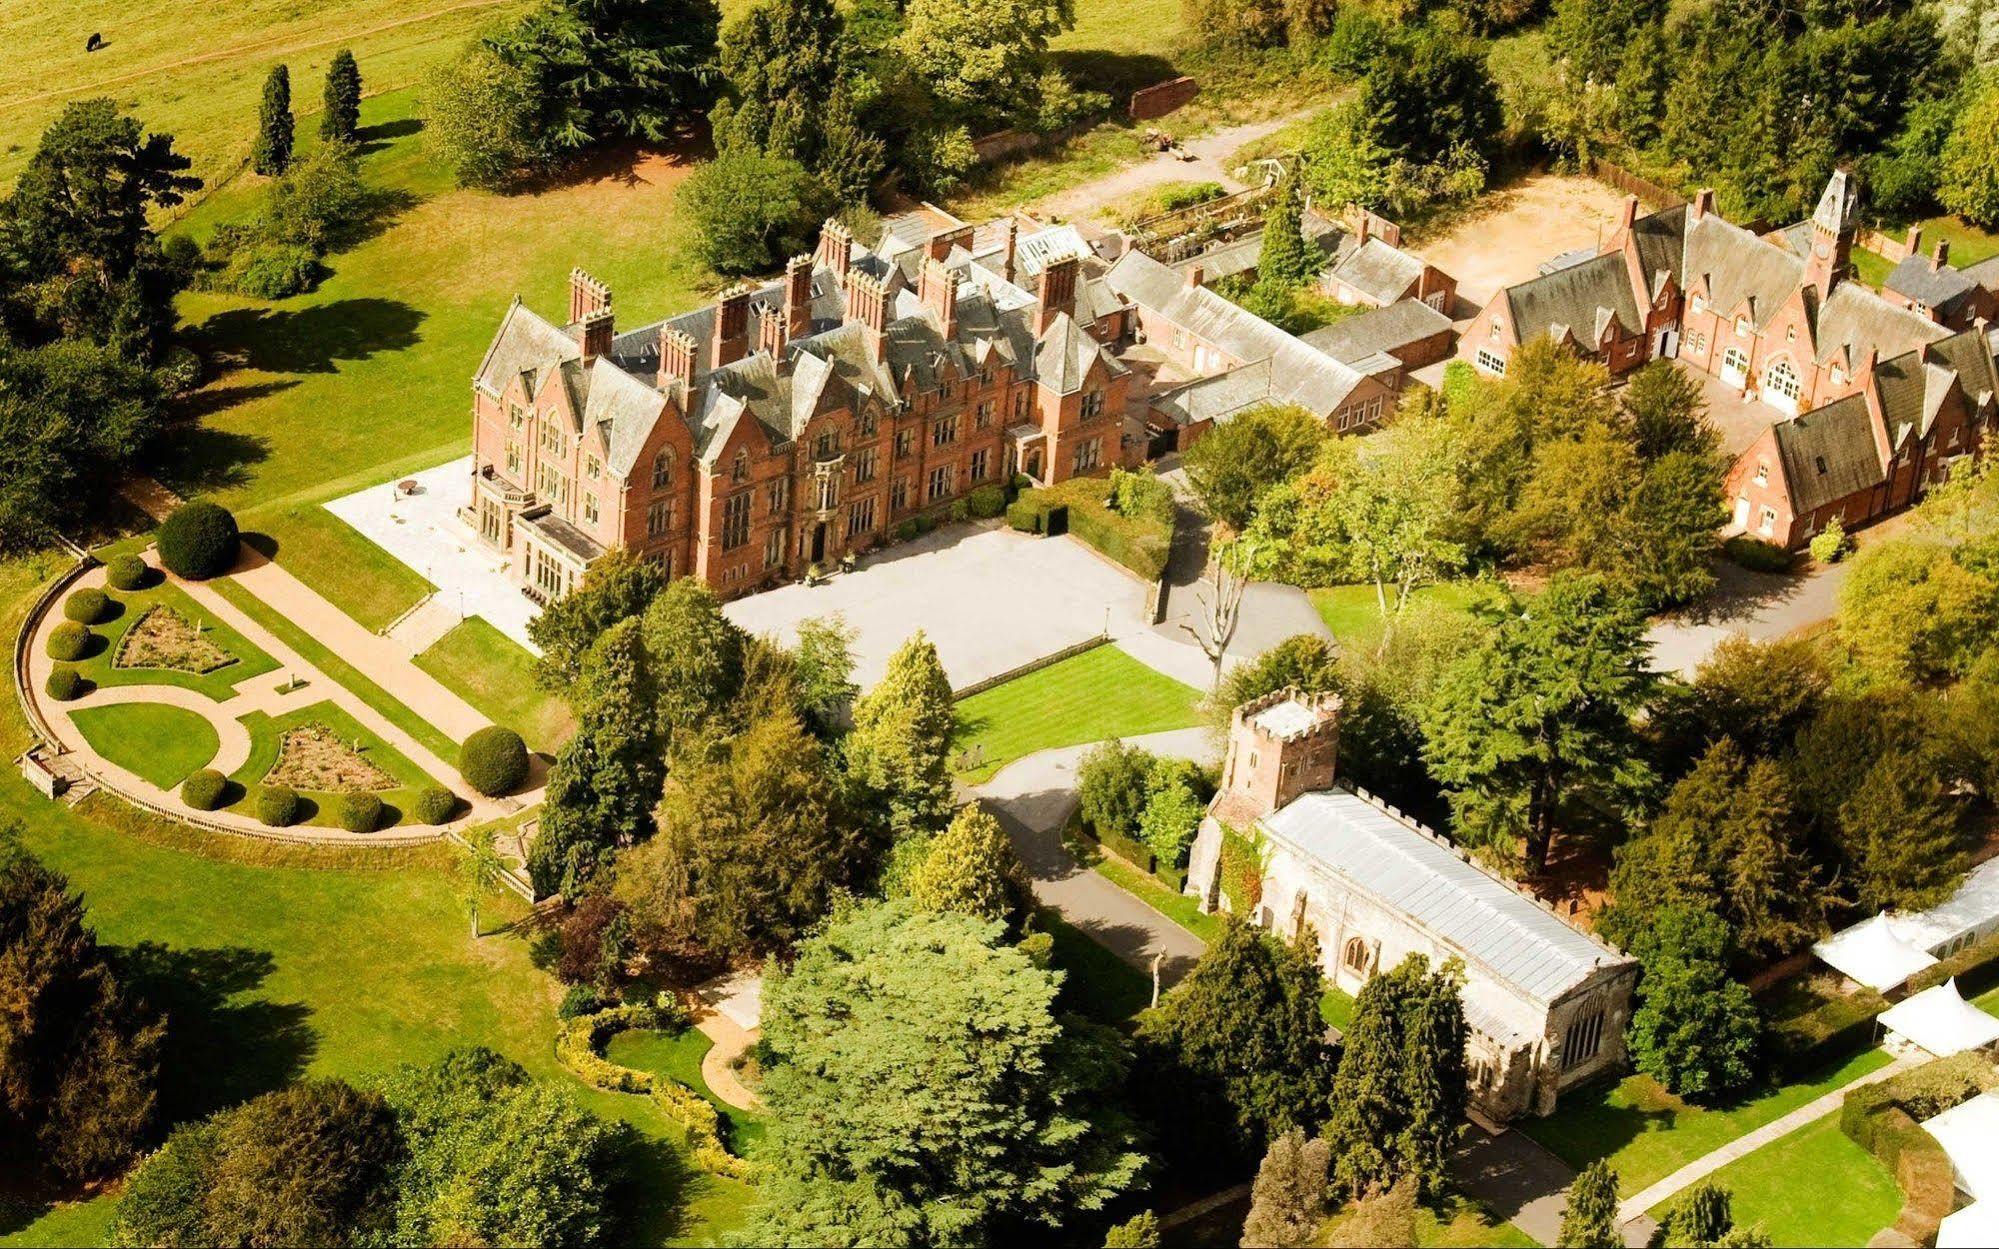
<box><xmin>263</xmin><ymin>722</ymin><xmax>397</xmax><ymax>792</ymax></box>
<box><xmin>114</xmin><ymin>605</ymin><xmax>236</xmax><ymax>674</ymax></box>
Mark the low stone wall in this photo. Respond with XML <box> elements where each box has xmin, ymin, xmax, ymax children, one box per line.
<box><xmin>952</xmin><ymin>633</ymin><xmax>1110</xmax><ymax>700</ymax></box>
<box><xmin>1130</xmin><ymin>76</ymin><xmax>1199</xmax><ymax>122</ymax></box>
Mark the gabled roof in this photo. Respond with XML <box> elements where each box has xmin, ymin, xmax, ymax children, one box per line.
<box><xmin>1258</xmin><ymin>787</ymin><xmax>1633</xmax><ymax>1004</ymax></box>
<box><xmin>1502</xmin><ymin>252</ymin><xmax>1643</xmax><ymax>347</ymax></box>
<box><xmin>474</xmin><ymin>300</ymin><xmax>580</xmax><ymax>401</ymax></box>
<box><xmin>1328</xmin><ymin>235</ymin><xmax>1425</xmax><ymax>304</ymax></box>
<box><xmin>1033</xmin><ymin>312</ymin><xmax>1125</xmax><ymax>395</ymax></box>
<box><xmin>1885</xmin><ymin>254</ymin><xmax>1980</xmax><ymax>311</ymax></box>
<box><xmin>1299</xmin><ymin>299</ymin><xmax>1452</xmax><ymax>365</ymax></box>
<box><xmin>1813</xmin><ymin>282</ymin><xmax>1946</xmax><ymax>367</ymax></box>
<box><xmin>1771</xmin><ymin>392</ymin><xmax>1883</xmax><ymax>515</ymax></box>
<box><xmin>1683</xmin><ymin>213</ymin><xmax>1804</xmax><ymax>329</ymax></box>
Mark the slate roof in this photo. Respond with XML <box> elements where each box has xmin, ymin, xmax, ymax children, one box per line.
<box><xmin>1502</xmin><ymin>252</ymin><xmax>1643</xmax><ymax>346</ymax></box>
<box><xmin>1299</xmin><ymin>300</ymin><xmax>1452</xmax><ymax>365</ymax></box>
<box><xmin>1684</xmin><ymin>213</ymin><xmax>1803</xmax><ymax>328</ymax></box>
<box><xmin>1259</xmin><ymin>787</ymin><xmax>1633</xmax><ymax>1005</ymax></box>
<box><xmin>1771</xmin><ymin>393</ymin><xmax>1883</xmax><ymax>515</ymax></box>
<box><xmin>1886</xmin><ymin>254</ymin><xmax>1981</xmax><ymax>313</ymax></box>
<box><xmin>1328</xmin><ymin>236</ymin><xmax>1426</xmax><ymax>304</ymax></box>
<box><xmin>473</xmin><ymin>300</ymin><xmax>580</xmax><ymax>402</ymax></box>
<box><xmin>1963</xmin><ymin>255</ymin><xmax>1999</xmax><ymax>293</ymax></box>
<box><xmin>1813</xmin><ymin>282</ymin><xmax>1946</xmax><ymax>368</ymax></box>
<box><xmin>519</xmin><ymin>509</ymin><xmax>606</xmax><ymax>562</ymax></box>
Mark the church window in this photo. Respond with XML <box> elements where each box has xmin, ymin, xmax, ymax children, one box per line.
<box><xmin>1563</xmin><ymin>1008</ymin><xmax>1606</xmax><ymax>1069</ymax></box>
<box><xmin>653</xmin><ymin>447</ymin><xmax>674</xmax><ymax>490</ymax></box>
<box><xmin>1342</xmin><ymin>937</ymin><xmax>1372</xmax><ymax>976</ymax></box>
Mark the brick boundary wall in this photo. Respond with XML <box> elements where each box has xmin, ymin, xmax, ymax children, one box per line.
<box><xmin>1129</xmin><ymin>76</ymin><xmax>1199</xmax><ymax>122</ymax></box>
<box><xmin>951</xmin><ymin>633</ymin><xmax>1110</xmax><ymax>701</ymax></box>
<box><xmin>1859</xmin><ymin>227</ymin><xmax>1914</xmax><ymax>263</ymax></box>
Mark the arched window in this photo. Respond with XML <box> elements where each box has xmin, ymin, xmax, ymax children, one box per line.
<box><xmin>1342</xmin><ymin>937</ymin><xmax>1372</xmax><ymax>976</ymax></box>
<box><xmin>1765</xmin><ymin>358</ymin><xmax>1801</xmax><ymax>406</ymax></box>
<box><xmin>731</xmin><ymin>449</ymin><xmax>749</xmax><ymax>484</ymax></box>
<box><xmin>652</xmin><ymin>447</ymin><xmax>674</xmax><ymax>490</ymax></box>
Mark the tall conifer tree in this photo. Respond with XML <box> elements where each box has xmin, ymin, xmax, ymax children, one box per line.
<box><xmin>255</xmin><ymin>65</ymin><xmax>294</xmax><ymax>175</ymax></box>
<box><xmin>321</xmin><ymin>50</ymin><xmax>362</xmax><ymax>143</ymax></box>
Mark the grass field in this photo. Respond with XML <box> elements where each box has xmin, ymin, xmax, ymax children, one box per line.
<box><xmin>1308</xmin><ymin>581</ymin><xmax>1487</xmax><ymax>653</ymax></box>
<box><xmin>415</xmin><ymin>618</ymin><xmax>574</xmax><ymax>752</ymax></box>
<box><xmin>1650</xmin><ymin>1112</ymin><xmax>1899</xmax><ymax>1248</ymax></box>
<box><xmin>67</xmin><ymin>579</ymin><xmax>280</xmax><ymax>702</ymax></box>
<box><xmin>605</xmin><ymin>1027</ymin><xmax>768</xmax><ymax>1156</ymax></box>
<box><xmin>950</xmin><ymin>644</ymin><xmax>1203</xmax><ymax>783</ymax></box>
<box><xmin>1854</xmin><ymin>214</ymin><xmax>1999</xmax><ymax>290</ymax></box>
<box><xmin>227</xmin><ymin>698</ymin><xmax>444</xmax><ymax>827</ymax></box>
<box><xmin>69</xmin><ymin>703</ymin><xmax>220</xmax><ymax>788</ymax></box>
<box><xmin>209</xmin><ymin>573</ymin><xmax>462</xmax><ymax>764</ymax></box>
<box><xmin>1519</xmin><ymin>1048</ymin><xmax>1895</xmax><ymax>1197</ymax></box>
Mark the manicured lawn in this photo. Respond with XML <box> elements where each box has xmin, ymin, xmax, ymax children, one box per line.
<box><xmin>1307</xmin><ymin>581</ymin><xmax>1487</xmax><ymax>653</ymax></box>
<box><xmin>67</xmin><ymin>579</ymin><xmax>280</xmax><ymax>702</ymax></box>
<box><xmin>1321</xmin><ymin>1193</ymin><xmax>1537</xmax><ymax>1248</ymax></box>
<box><xmin>258</xmin><ymin>508</ymin><xmax>435</xmax><ymax>634</ymax></box>
<box><xmin>1855</xmin><ymin>215</ymin><xmax>1999</xmax><ymax>292</ymax></box>
<box><xmin>1651</xmin><ymin>1112</ymin><xmax>1899</xmax><ymax>1248</ymax></box>
<box><xmin>416</xmin><ymin>618</ymin><xmax>574</xmax><ymax>752</ymax></box>
<box><xmin>69</xmin><ymin>704</ymin><xmax>220</xmax><ymax>790</ymax></box>
<box><xmin>1089</xmin><ymin>848</ymin><xmax>1222</xmax><ymax>944</ymax></box>
<box><xmin>1320</xmin><ymin>986</ymin><xmax>1355</xmax><ymax>1032</ymax></box>
<box><xmin>209</xmin><ymin>574</ymin><xmax>461</xmax><ymax>765</ymax></box>
<box><xmin>1519</xmin><ymin>1048</ymin><xmax>1895</xmax><ymax>1196</ymax></box>
<box><xmin>950</xmin><ymin>644</ymin><xmax>1203</xmax><ymax>783</ymax></box>
<box><xmin>605</xmin><ymin>1027</ymin><xmax>768</xmax><ymax>1156</ymax></box>
<box><xmin>227</xmin><ymin>698</ymin><xmax>443</xmax><ymax>828</ymax></box>
<box><xmin>1043</xmin><ymin>909</ymin><xmax>1155</xmax><ymax>1025</ymax></box>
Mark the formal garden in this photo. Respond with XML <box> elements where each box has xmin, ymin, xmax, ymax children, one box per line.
<box><xmin>950</xmin><ymin>644</ymin><xmax>1203</xmax><ymax>783</ymax></box>
<box><xmin>223</xmin><ymin>702</ymin><xmax>443</xmax><ymax>830</ymax></box>
<box><xmin>55</xmin><ymin>574</ymin><xmax>279</xmax><ymax>702</ymax></box>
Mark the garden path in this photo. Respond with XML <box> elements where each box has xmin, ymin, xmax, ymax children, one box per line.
<box><xmin>1616</xmin><ymin>1053</ymin><xmax>1917</xmax><ymax>1225</ymax></box>
<box><xmin>26</xmin><ymin>553</ymin><xmax>527</xmax><ymax>838</ymax></box>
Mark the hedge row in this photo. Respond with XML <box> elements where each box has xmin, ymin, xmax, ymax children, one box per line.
<box><xmin>1009</xmin><ymin>474</ymin><xmax>1174</xmax><ymax>582</ymax></box>
<box><xmin>553</xmin><ymin>1003</ymin><xmax>754</xmax><ymax>1181</ymax></box>
<box><xmin>1077</xmin><ymin>816</ymin><xmax>1188</xmax><ymax>894</ymax></box>
<box><xmin>1839</xmin><ymin>1053</ymin><xmax>1997</xmax><ymax>1246</ymax></box>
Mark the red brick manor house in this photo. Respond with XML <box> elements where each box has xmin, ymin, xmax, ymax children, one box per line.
<box><xmin>467</xmin><ymin>215</ymin><xmax>1137</xmax><ymax>600</ymax></box>
<box><xmin>1463</xmin><ymin>172</ymin><xmax>1999</xmax><ymax>549</ymax></box>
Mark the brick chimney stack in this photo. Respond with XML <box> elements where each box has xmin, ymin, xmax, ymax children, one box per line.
<box><xmin>1183</xmin><ymin>264</ymin><xmax>1204</xmax><ymax>290</ymax></box>
<box><xmin>1001</xmin><ymin>218</ymin><xmax>1019</xmax><ymax>285</ymax></box>
<box><xmin>1618</xmin><ymin>194</ymin><xmax>1639</xmax><ymax>235</ymax></box>
<box><xmin>712</xmin><ymin>284</ymin><xmax>752</xmax><ymax>369</ymax></box>
<box><xmin>843</xmin><ymin>268</ymin><xmax>889</xmax><ymax>361</ymax></box>
<box><xmin>578</xmin><ymin>308</ymin><xmax>614</xmax><ymax>365</ymax></box>
<box><xmin>818</xmin><ymin>219</ymin><xmax>853</xmax><ymax>280</ymax></box>
<box><xmin>754</xmin><ymin>301</ymin><xmax>788</xmax><ymax>360</ymax></box>
<box><xmin>1036</xmin><ymin>253</ymin><xmax>1079</xmax><ymax>336</ymax></box>
<box><xmin>657</xmin><ymin>327</ymin><xmax>697</xmax><ymax>394</ymax></box>
<box><xmin>1906</xmin><ymin>224</ymin><xmax>1924</xmax><ymax>256</ymax></box>
<box><xmin>568</xmin><ymin>267</ymin><xmax>611</xmax><ymax>325</ymax></box>
<box><xmin>1216</xmin><ymin>687</ymin><xmax>1342</xmax><ymax>824</ymax></box>
<box><xmin>920</xmin><ymin>256</ymin><xmax>960</xmax><ymax>340</ymax></box>
<box><xmin>1932</xmin><ymin>240</ymin><xmax>1950</xmax><ymax>272</ymax></box>
<box><xmin>1691</xmin><ymin>188</ymin><xmax>1716</xmax><ymax>222</ymax></box>
<box><xmin>785</xmin><ymin>254</ymin><xmax>814</xmax><ymax>339</ymax></box>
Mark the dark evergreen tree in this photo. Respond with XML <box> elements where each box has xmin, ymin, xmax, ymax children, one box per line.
<box><xmin>639</xmin><ymin>576</ymin><xmax>747</xmax><ymax>742</ymax></box>
<box><xmin>528</xmin><ymin>548</ymin><xmax>667</xmax><ymax>693</ymax></box>
<box><xmin>843</xmin><ymin>631</ymin><xmax>956</xmax><ymax>842</ymax></box>
<box><xmin>1627</xmin><ymin>909</ymin><xmax>1759</xmax><ymax>1100</ymax></box>
<box><xmin>526</xmin><ymin>619</ymin><xmax>666</xmax><ymax>898</ymax></box>
<box><xmin>255</xmin><ymin>65</ymin><xmax>294</xmax><ymax>175</ymax></box>
<box><xmin>1257</xmin><ymin>172</ymin><xmax>1319</xmax><ymax>290</ymax></box>
<box><xmin>321</xmin><ymin>49</ymin><xmax>362</xmax><ymax>143</ymax></box>
<box><xmin>1323</xmin><ymin>953</ymin><xmax>1466</xmax><ymax>1199</ymax></box>
<box><xmin>1135</xmin><ymin>916</ymin><xmax>1332</xmax><ymax>1158</ymax></box>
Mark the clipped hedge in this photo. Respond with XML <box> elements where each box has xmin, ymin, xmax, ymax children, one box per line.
<box><xmin>46</xmin><ymin>621</ymin><xmax>89</xmax><ymax>662</ymax></box>
<box><xmin>1013</xmin><ymin>474</ymin><xmax>1175</xmax><ymax>582</ymax></box>
<box><xmin>44</xmin><ymin>666</ymin><xmax>82</xmax><ymax>701</ymax></box>
<box><xmin>64</xmin><ymin>588</ymin><xmax>110</xmax><ymax>624</ymax></box>
<box><xmin>1769</xmin><ymin>931</ymin><xmax>1999</xmax><ymax>1077</ymax></box>
<box><xmin>181</xmin><ymin>769</ymin><xmax>228</xmax><ymax>811</ymax></box>
<box><xmin>337</xmin><ymin>792</ymin><xmax>384</xmax><ymax>833</ymax></box>
<box><xmin>157</xmin><ymin>500</ymin><xmax>240</xmax><ymax>580</ymax></box>
<box><xmin>553</xmin><ymin>1003</ymin><xmax>752</xmax><ymax>1180</ymax></box>
<box><xmin>105</xmin><ymin>553</ymin><xmax>150</xmax><ymax>591</ymax></box>
<box><xmin>1724</xmin><ymin>535</ymin><xmax>1793</xmax><ymax>573</ymax></box>
<box><xmin>1840</xmin><ymin>1053</ymin><xmax>1998</xmax><ymax>1245</ymax></box>
<box><xmin>257</xmin><ymin>785</ymin><xmax>301</xmax><ymax>827</ymax></box>
<box><xmin>459</xmin><ymin>726</ymin><xmax>527</xmax><ymax>797</ymax></box>
<box><xmin>967</xmin><ymin>484</ymin><xmax>1007</xmax><ymax>519</ymax></box>
<box><xmin>412</xmin><ymin>786</ymin><xmax>458</xmax><ymax>825</ymax></box>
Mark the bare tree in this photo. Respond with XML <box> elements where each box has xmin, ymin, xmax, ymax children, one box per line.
<box><xmin>1182</xmin><ymin>540</ymin><xmax>1250</xmax><ymax>688</ymax></box>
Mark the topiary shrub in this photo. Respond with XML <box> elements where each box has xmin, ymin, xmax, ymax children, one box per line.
<box><xmin>64</xmin><ymin>588</ymin><xmax>109</xmax><ymax>623</ymax></box>
<box><xmin>949</xmin><ymin>499</ymin><xmax>971</xmax><ymax>523</ymax></box>
<box><xmin>44</xmin><ymin>666</ymin><xmax>82</xmax><ymax>701</ymax></box>
<box><xmin>257</xmin><ymin>785</ymin><xmax>300</xmax><ymax>827</ymax></box>
<box><xmin>105</xmin><ymin>553</ymin><xmax>150</xmax><ymax>591</ymax></box>
<box><xmin>1006</xmin><ymin>499</ymin><xmax>1043</xmax><ymax>533</ymax></box>
<box><xmin>46</xmin><ymin>621</ymin><xmax>89</xmax><ymax>662</ymax></box>
<box><xmin>180</xmin><ymin>769</ymin><xmax>227</xmax><ymax>811</ymax></box>
<box><xmin>157</xmin><ymin>500</ymin><xmax>241</xmax><ymax>580</ymax></box>
<box><xmin>893</xmin><ymin>519</ymin><xmax>922</xmax><ymax>542</ymax></box>
<box><xmin>967</xmin><ymin>484</ymin><xmax>1007</xmax><ymax>519</ymax></box>
<box><xmin>459</xmin><ymin>725</ymin><xmax>527</xmax><ymax>797</ymax></box>
<box><xmin>337</xmin><ymin>792</ymin><xmax>383</xmax><ymax>833</ymax></box>
<box><xmin>1809</xmin><ymin>517</ymin><xmax>1850</xmax><ymax>564</ymax></box>
<box><xmin>1723</xmin><ymin>535</ymin><xmax>1794</xmax><ymax>574</ymax></box>
<box><xmin>412</xmin><ymin>786</ymin><xmax>458</xmax><ymax>825</ymax></box>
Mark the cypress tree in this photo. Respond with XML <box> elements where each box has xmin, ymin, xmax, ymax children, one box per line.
<box><xmin>321</xmin><ymin>50</ymin><xmax>362</xmax><ymax>143</ymax></box>
<box><xmin>1557</xmin><ymin>1160</ymin><xmax>1621</xmax><ymax>1248</ymax></box>
<box><xmin>255</xmin><ymin>65</ymin><xmax>294</xmax><ymax>175</ymax></box>
<box><xmin>1323</xmin><ymin>953</ymin><xmax>1466</xmax><ymax>1198</ymax></box>
<box><xmin>1257</xmin><ymin>172</ymin><xmax>1319</xmax><ymax>290</ymax></box>
<box><xmin>844</xmin><ymin>631</ymin><xmax>957</xmax><ymax>841</ymax></box>
<box><xmin>1397</xmin><ymin>958</ymin><xmax>1468</xmax><ymax>1197</ymax></box>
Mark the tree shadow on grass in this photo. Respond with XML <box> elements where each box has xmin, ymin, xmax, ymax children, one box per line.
<box><xmin>1049</xmin><ymin>49</ymin><xmax>1181</xmax><ymax>96</ymax></box>
<box><xmin>355</xmin><ymin>116</ymin><xmax>423</xmax><ymax>158</ymax></box>
<box><xmin>187</xmin><ymin>298</ymin><xmax>425</xmax><ymax>376</ymax></box>
<box><xmin>610</xmin><ymin>1125</ymin><xmax>708</xmax><ymax>1246</ymax></box>
<box><xmin>114</xmin><ymin>942</ymin><xmax>318</xmax><ymax>1126</ymax></box>
<box><xmin>150</xmin><ymin>422</ymin><xmax>272</xmax><ymax>498</ymax></box>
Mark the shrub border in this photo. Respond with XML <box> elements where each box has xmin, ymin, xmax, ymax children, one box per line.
<box><xmin>554</xmin><ymin>1004</ymin><xmax>756</xmax><ymax>1181</ymax></box>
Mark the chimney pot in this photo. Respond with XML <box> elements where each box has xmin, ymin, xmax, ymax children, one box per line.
<box><xmin>712</xmin><ymin>284</ymin><xmax>752</xmax><ymax>370</ymax></box>
<box><xmin>1184</xmin><ymin>264</ymin><xmax>1204</xmax><ymax>290</ymax></box>
<box><xmin>658</xmin><ymin>327</ymin><xmax>697</xmax><ymax>393</ymax></box>
<box><xmin>578</xmin><ymin>308</ymin><xmax>613</xmax><ymax>365</ymax></box>
<box><xmin>568</xmin><ymin>267</ymin><xmax>611</xmax><ymax>326</ymax></box>
<box><xmin>1036</xmin><ymin>253</ymin><xmax>1080</xmax><ymax>336</ymax></box>
<box><xmin>818</xmin><ymin>219</ymin><xmax>853</xmax><ymax>280</ymax></box>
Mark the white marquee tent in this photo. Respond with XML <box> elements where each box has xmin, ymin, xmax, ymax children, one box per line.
<box><xmin>1878</xmin><ymin>979</ymin><xmax>1999</xmax><ymax>1057</ymax></box>
<box><xmin>1813</xmin><ymin>913</ymin><xmax>1939</xmax><ymax>993</ymax></box>
<box><xmin>1924</xmin><ymin>1092</ymin><xmax>1999</xmax><ymax>1249</ymax></box>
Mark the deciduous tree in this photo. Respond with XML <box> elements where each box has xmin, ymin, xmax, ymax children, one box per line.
<box><xmin>1181</xmin><ymin>403</ymin><xmax>1328</xmax><ymax>532</ymax></box>
<box><xmin>1627</xmin><ymin>909</ymin><xmax>1759</xmax><ymax>1100</ymax></box>
<box><xmin>1241</xmin><ymin>1129</ymin><xmax>1330</xmax><ymax>1249</ymax></box>
<box><xmin>641</xmin><ymin>577</ymin><xmax>747</xmax><ymax>741</ymax></box>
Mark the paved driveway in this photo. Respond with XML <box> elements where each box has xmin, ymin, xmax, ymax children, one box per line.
<box><xmin>1646</xmin><ymin>557</ymin><xmax>1848</xmax><ymax>678</ymax></box>
<box><xmin>724</xmin><ymin>523</ymin><xmax>1209</xmax><ymax>692</ymax></box>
